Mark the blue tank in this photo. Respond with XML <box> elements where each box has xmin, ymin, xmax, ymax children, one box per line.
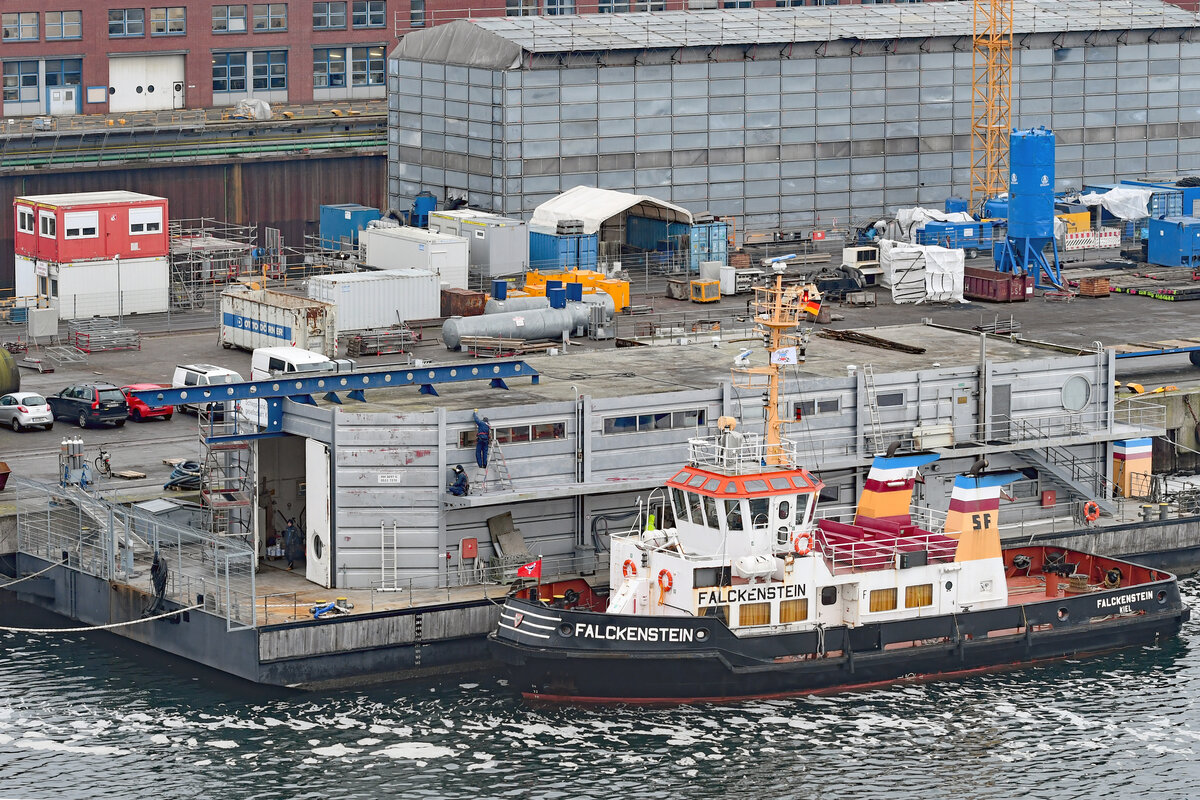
<box><xmin>1007</xmin><ymin>128</ymin><xmax>1055</xmax><ymax>240</ymax></box>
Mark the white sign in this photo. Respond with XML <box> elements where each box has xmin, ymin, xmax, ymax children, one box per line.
<box><xmin>513</xmin><ymin>315</ymin><xmax>525</xmax><ymax>327</ymax></box>
<box><xmin>377</xmin><ymin>473</ymin><xmax>403</xmax><ymax>484</ymax></box>
<box><xmin>34</xmin><ymin>260</ymin><xmax>47</xmax><ymax>277</ymax></box>
<box><xmin>770</xmin><ymin>347</ymin><xmax>798</xmax><ymax>365</ymax></box>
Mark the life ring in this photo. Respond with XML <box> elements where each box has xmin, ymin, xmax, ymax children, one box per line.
<box><xmin>657</xmin><ymin>569</ymin><xmax>673</xmax><ymax>593</ymax></box>
<box><xmin>792</xmin><ymin>531</ymin><xmax>813</xmax><ymax>557</ymax></box>
<box><xmin>1083</xmin><ymin>501</ymin><xmax>1101</xmax><ymax>522</ymax></box>
<box><xmin>622</xmin><ymin>559</ymin><xmax>638</xmax><ymax>579</ymax></box>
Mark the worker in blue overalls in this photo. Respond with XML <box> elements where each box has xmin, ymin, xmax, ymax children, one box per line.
<box><xmin>448</xmin><ymin>464</ymin><xmax>470</xmax><ymax>496</ymax></box>
<box><xmin>473</xmin><ymin>409</ymin><xmax>491</xmax><ymax>469</ymax></box>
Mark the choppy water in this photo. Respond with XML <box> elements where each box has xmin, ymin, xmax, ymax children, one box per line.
<box><xmin>1</xmin><ymin>578</ymin><xmax>1198</xmax><ymax>800</ymax></box>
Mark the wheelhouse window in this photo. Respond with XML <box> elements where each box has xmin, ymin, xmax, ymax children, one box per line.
<box><xmin>671</xmin><ymin>487</ymin><xmax>688</xmax><ymax>523</ymax></box>
<box><xmin>701</xmin><ymin>495</ymin><xmax>718</xmax><ymax>529</ymax></box>
<box><xmin>724</xmin><ymin>499</ymin><xmax>743</xmax><ymax>531</ymax></box>
<box><xmin>748</xmin><ymin>497</ymin><xmax>769</xmax><ymax>528</ymax></box>
<box><xmin>603</xmin><ymin>408</ymin><xmax>706</xmax><ymax>434</ymax></box>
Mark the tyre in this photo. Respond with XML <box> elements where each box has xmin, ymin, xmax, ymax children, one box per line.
<box><xmin>44</xmin><ymin>423</ymin><xmax>53</xmax><ymax>431</ymax></box>
<box><xmin>965</xmin><ymin>248</ymin><xmax>979</xmax><ymax>259</ymax></box>
<box><xmin>131</xmin><ymin>408</ymin><xmax>142</xmax><ymax>422</ymax></box>
<box><xmin>77</xmin><ymin>412</ymin><xmax>88</xmax><ymax>429</ymax></box>
<box><xmin>11</xmin><ymin>417</ymin><xmax>22</xmax><ymax>432</ymax></box>
<box><xmin>113</xmin><ymin>419</ymin><xmax>125</xmax><ymax>428</ymax></box>
<box><xmin>1190</xmin><ymin>350</ymin><xmax>1200</xmax><ymax>367</ymax></box>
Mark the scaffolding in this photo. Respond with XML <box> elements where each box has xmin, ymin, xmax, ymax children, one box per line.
<box><xmin>198</xmin><ymin>405</ymin><xmax>255</xmax><ymax>543</ymax></box>
<box><xmin>169</xmin><ymin>218</ymin><xmax>257</xmax><ymax>310</ymax></box>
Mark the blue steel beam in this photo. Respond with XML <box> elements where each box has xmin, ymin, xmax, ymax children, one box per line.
<box><xmin>129</xmin><ymin>360</ymin><xmax>540</xmax><ymax>408</ymax></box>
<box><xmin>1114</xmin><ymin>346</ymin><xmax>1200</xmax><ymax>359</ymax></box>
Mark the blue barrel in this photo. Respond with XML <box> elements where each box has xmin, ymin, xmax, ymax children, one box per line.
<box><xmin>546</xmin><ymin>279</ymin><xmax>563</xmax><ymax>292</ymax></box>
<box><xmin>565</xmin><ymin>282</ymin><xmax>583</xmax><ymax>302</ymax></box>
<box><xmin>983</xmin><ymin>197</ymin><xmax>1008</xmax><ymax>220</ymax></box>
<box><xmin>1008</xmin><ymin>127</ymin><xmax>1056</xmax><ymax>240</ymax></box>
<box><xmin>491</xmin><ymin>279</ymin><xmax>508</xmax><ymax>301</ymax></box>
<box><xmin>945</xmin><ymin>197</ymin><xmax>968</xmax><ymax>214</ymax></box>
<box><xmin>548</xmin><ymin>287</ymin><xmax>567</xmax><ymax>309</ymax></box>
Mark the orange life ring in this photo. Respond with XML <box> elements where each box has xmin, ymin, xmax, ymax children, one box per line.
<box><xmin>792</xmin><ymin>531</ymin><xmax>813</xmax><ymax>556</ymax></box>
<box><xmin>623</xmin><ymin>559</ymin><xmax>638</xmax><ymax>578</ymax></box>
<box><xmin>657</xmin><ymin>569</ymin><xmax>673</xmax><ymax>593</ymax></box>
<box><xmin>1083</xmin><ymin>501</ymin><xmax>1100</xmax><ymax>522</ymax></box>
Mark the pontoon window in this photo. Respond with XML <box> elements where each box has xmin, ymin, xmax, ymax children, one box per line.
<box><xmin>671</xmin><ymin>487</ymin><xmax>688</xmax><ymax>523</ymax></box>
<box><xmin>702</xmin><ymin>495</ymin><xmax>718</xmax><ymax>529</ymax></box>
<box><xmin>724</xmin><ymin>499</ymin><xmax>744</xmax><ymax>531</ymax></box>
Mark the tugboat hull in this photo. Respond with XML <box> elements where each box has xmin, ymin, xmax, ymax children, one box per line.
<box><xmin>490</xmin><ymin>581</ymin><xmax>1189</xmax><ymax>703</ymax></box>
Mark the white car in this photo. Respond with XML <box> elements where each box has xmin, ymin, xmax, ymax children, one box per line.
<box><xmin>0</xmin><ymin>391</ymin><xmax>54</xmax><ymax>432</ymax></box>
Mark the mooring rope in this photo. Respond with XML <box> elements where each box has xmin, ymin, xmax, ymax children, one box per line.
<box><xmin>0</xmin><ymin>559</ymin><xmax>65</xmax><ymax>590</ymax></box>
<box><xmin>0</xmin><ymin>603</ymin><xmax>205</xmax><ymax>634</ymax></box>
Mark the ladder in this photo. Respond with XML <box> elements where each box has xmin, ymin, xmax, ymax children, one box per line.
<box><xmin>862</xmin><ymin>363</ymin><xmax>885</xmax><ymax>456</ymax></box>
<box><xmin>481</xmin><ymin>440</ymin><xmax>513</xmax><ymax>493</ymax></box>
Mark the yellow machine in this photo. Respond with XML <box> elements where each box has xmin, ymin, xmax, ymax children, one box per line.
<box><xmin>523</xmin><ymin>269</ymin><xmax>631</xmax><ymax>312</ymax></box>
<box><xmin>1056</xmin><ymin>211</ymin><xmax>1091</xmax><ymax>234</ymax></box>
<box><xmin>690</xmin><ymin>280</ymin><xmax>721</xmax><ymax>303</ymax></box>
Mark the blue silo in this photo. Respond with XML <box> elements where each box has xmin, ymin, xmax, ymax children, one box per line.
<box><xmin>994</xmin><ymin>127</ymin><xmax>1062</xmax><ymax>288</ymax></box>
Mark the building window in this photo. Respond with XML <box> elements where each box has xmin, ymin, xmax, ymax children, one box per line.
<box><xmin>252</xmin><ymin>50</ymin><xmax>288</xmax><ymax>90</ymax></box>
<box><xmin>598</xmin><ymin>0</ymin><xmax>628</xmax><ymax>10</ymax></box>
<box><xmin>351</xmin><ymin>0</ymin><xmax>385</xmax><ymax>27</ymax></box>
<box><xmin>630</xmin><ymin>0</ymin><xmax>665</xmax><ymax>8</ymax></box>
<box><xmin>253</xmin><ymin>3</ymin><xmax>288</xmax><ymax>31</ymax></box>
<box><xmin>212</xmin><ymin>52</ymin><xmax>248</xmax><ymax>92</ymax></box>
<box><xmin>44</xmin><ymin>59</ymin><xmax>82</xmax><ymax>89</ymax></box>
<box><xmin>350</xmin><ymin>46</ymin><xmax>384</xmax><ymax>86</ymax></box>
<box><xmin>458</xmin><ymin>421</ymin><xmax>566</xmax><ymax>449</ymax></box>
<box><xmin>506</xmin><ymin>0</ymin><xmax>536</xmax><ymax>15</ymax></box>
<box><xmin>722</xmin><ymin>0</ymin><xmax>753</xmax><ymax>7</ymax></box>
<box><xmin>544</xmin><ymin>0</ymin><xmax>575</xmax><ymax>13</ymax></box>
<box><xmin>905</xmin><ymin>584</ymin><xmax>933</xmax><ymax>608</ymax></box>
<box><xmin>409</xmin><ymin>0</ymin><xmax>425</xmax><ymax>27</ymax></box>
<box><xmin>2</xmin><ymin>60</ymin><xmax>39</xmax><ymax>102</ymax></box>
<box><xmin>16</xmin><ymin>207</ymin><xmax>34</xmax><ymax>234</ymax></box>
<box><xmin>2</xmin><ymin>12</ymin><xmax>38</xmax><ymax>42</ymax></box>
<box><xmin>313</xmin><ymin>47</ymin><xmax>346</xmax><ymax>88</ymax></box>
<box><xmin>213</xmin><ymin>5</ymin><xmax>248</xmax><ymax>32</ymax></box>
<box><xmin>869</xmin><ymin>587</ymin><xmax>897</xmax><ymax>613</ymax></box>
<box><xmin>780</xmin><ymin>598</ymin><xmax>808</xmax><ymax>623</ymax></box>
<box><xmin>151</xmin><ymin>7</ymin><xmax>186</xmax><ymax>35</ymax></box>
<box><xmin>129</xmin><ymin>207</ymin><xmax>163</xmax><ymax>235</ymax></box>
<box><xmin>64</xmin><ymin>211</ymin><xmax>99</xmax><ymax>239</ymax></box>
<box><xmin>603</xmin><ymin>409</ymin><xmax>706</xmax><ymax>435</ymax></box>
<box><xmin>45</xmin><ymin>11</ymin><xmax>82</xmax><ymax>40</ymax></box>
<box><xmin>108</xmin><ymin>9</ymin><xmax>145</xmax><ymax>37</ymax></box>
<box><xmin>877</xmin><ymin>391</ymin><xmax>904</xmax><ymax>408</ymax></box>
<box><xmin>775</xmin><ymin>0</ymin><xmax>803</xmax><ymax>5</ymax></box>
<box><xmin>39</xmin><ymin>211</ymin><xmax>56</xmax><ymax>238</ymax></box>
<box><xmin>313</xmin><ymin>1</ymin><xmax>346</xmax><ymax>28</ymax></box>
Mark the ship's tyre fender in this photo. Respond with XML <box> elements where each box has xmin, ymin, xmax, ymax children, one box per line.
<box><xmin>657</xmin><ymin>569</ymin><xmax>673</xmax><ymax>593</ymax></box>
<box><xmin>792</xmin><ymin>531</ymin><xmax>813</xmax><ymax>557</ymax></box>
<box><xmin>1083</xmin><ymin>501</ymin><xmax>1101</xmax><ymax>522</ymax></box>
<box><xmin>623</xmin><ymin>559</ymin><xmax>638</xmax><ymax>579</ymax></box>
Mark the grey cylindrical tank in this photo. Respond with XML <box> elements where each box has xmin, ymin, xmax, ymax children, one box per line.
<box><xmin>484</xmin><ymin>296</ymin><xmax>551</xmax><ymax>314</ymax></box>
<box><xmin>443</xmin><ymin>305</ymin><xmax>592</xmax><ymax>350</ymax></box>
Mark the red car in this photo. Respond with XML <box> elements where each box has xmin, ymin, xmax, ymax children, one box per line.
<box><xmin>121</xmin><ymin>384</ymin><xmax>173</xmax><ymax>422</ymax></box>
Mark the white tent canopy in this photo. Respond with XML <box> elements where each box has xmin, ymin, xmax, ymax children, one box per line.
<box><xmin>529</xmin><ymin>186</ymin><xmax>694</xmax><ymax>235</ymax></box>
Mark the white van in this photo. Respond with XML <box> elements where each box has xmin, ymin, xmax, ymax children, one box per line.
<box><xmin>242</xmin><ymin>347</ymin><xmax>355</xmax><ymax>427</ymax></box>
<box><xmin>171</xmin><ymin>363</ymin><xmax>245</xmax><ymax>414</ymax></box>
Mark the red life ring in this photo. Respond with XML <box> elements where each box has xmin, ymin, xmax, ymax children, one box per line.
<box><xmin>1083</xmin><ymin>501</ymin><xmax>1101</xmax><ymax>522</ymax></box>
<box><xmin>792</xmin><ymin>531</ymin><xmax>813</xmax><ymax>556</ymax></box>
<box><xmin>623</xmin><ymin>559</ymin><xmax>638</xmax><ymax>578</ymax></box>
<box><xmin>657</xmin><ymin>569</ymin><xmax>673</xmax><ymax>593</ymax></box>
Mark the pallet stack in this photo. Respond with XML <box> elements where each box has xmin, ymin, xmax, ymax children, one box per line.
<box><xmin>1077</xmin><ymin>277</ymin><xmax>1110</xmax><ymax>298</ymax></box>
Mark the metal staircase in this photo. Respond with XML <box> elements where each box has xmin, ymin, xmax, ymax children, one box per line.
<box><xmin>199</xmin><ymin>405</ymin><xmax>255</xmax><ymax>540</ymax></box>
<box><xmin>1016</xmin><ymin>441</ymin><xmax>1118</xmax><ymax>516</ymax></box>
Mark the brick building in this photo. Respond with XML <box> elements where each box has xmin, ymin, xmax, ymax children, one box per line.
<box><xmin>0</xmin><ymin>2</ymin><xmax>400</xmax><ymax>115</ymax></box>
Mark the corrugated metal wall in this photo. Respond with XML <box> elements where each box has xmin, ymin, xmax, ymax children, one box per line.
<box><xmin>0</xmin><ymin>154</ymin><xmax>385</xmax><ymax>292</ymax></box>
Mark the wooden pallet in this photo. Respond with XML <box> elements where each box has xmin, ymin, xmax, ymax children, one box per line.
<box><xmin>1077</xmin><ymin>277</ymin><xmax>1110</xmax><ymax>297</ymax></box>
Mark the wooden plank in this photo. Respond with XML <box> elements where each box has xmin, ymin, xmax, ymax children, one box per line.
<box><xmin>113</xmin><ymin>470</ymin><xmax>146</xmax><ymax>480</ymax></box>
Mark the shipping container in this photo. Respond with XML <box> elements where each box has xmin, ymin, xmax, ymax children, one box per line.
<box><xmin>319</xmin><ymin>204</ymin><xmax>381</xmax><ymax>250</ymax></box>
<box><xmin>358</xmin><ymin>226</ymin><xmax>469</xmax><ymax>289</ymax></box>
<box><xmin>916</xmin><ymin>220</ymin><xmax>994</xmax><ymax>255</ymax></box>
<box><xmin>1084</xmin><ymin>183</ymin><xmax>1184</xmax><ymax>222</ymax></box>
<box><xmin>962</xmin><ymin>266</ymin><xmax>1034</xmax><ymax>303</ymax></box>
<box><xmin>1147</xmin><ymin>216</ymin><xmax>1200</xmax><ymax>268</ymax></box>
<box><xmin>307</xmin><ymin>268</ymin><xmax>440</xmax><ymax>331</ymax></box>
<box><xmin>429</xmin><ymin>209</ymin><xmax>529</xmax><ymax>278</ymax></box>
<box><xmin>529</xmin><ymin>231</ymin><xmax>598</xmax><ymax>271</ymax></box>
<box><xmin>625</xmin><ymin>215</ymin><xmax>690</xmax><ymax>254</ymax></box>
<box><xmin>1122</xmin><ymin>180</ymin><xmax>1200</xmax><ymax>217</ymax></box>
<box><xmin>220</xmin><ymin>286</ymin><xmax>337</xmax><ymax>357</ymax></box>
<box><xmin>14</xmin><ymin>191</ymin><xmax>169</xmax><ymax>265</ymax></box>
<box><xmin>689</xmin><ymin>221</ymin><xmax>730</xmax><ymax>272</ymax></box>
<box><xmin>25</xmin><ymin>254</ymin><xmax>170</xmax><ymax>320</ymax></box>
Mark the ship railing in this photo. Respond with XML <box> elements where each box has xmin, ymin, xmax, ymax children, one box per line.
<box><xmin>813</xmin><ymin>527</ymin><xmax>958</xmax><ymax>575</ymax></box>
<box><xmin>687</xmin><ymin>433</ymin><xmax>800</xmax><ymax>474</ymax></box>
<box><xmin>816</xmin><ymin>504</ymin><xmax>947</xmax><ymax>534</ymax></box>
<box><xmin>370</xmin><ymin>549</ymin><xmax>604</xmax><ymax>599</ymax></box>
<box><xmin>10</xmin><ymin>477</ymin><xmax>256</xmax><ymax>631</ymax></box>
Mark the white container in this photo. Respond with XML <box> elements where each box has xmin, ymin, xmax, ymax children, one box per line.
<box><xmin>358</xmin><ymin>225</ymin><xmax>469</xmax><ymax>289</ymax></box>
<box><xmin>307</xmin><ymin>268</ymin><xmax>440</xmax><ymax>331</ymax></box>
<box><xmin>48</xmin><ymin>255</ymin><xmax>169</xmax><ymax>320</ymax></box>
<box><xmin>429</xmin><ymin>209</ymin><xmax>529</xmax><ymax>278</ymax></box>
<box><xmin>220</xmin><ymin>286</ymin><xmax>337</xmax><ymax>357</ymax></box>
<box><xmin>719</xmin><ymin>265</ymin><xmax>737</xmax><ymax>296</ymax></box>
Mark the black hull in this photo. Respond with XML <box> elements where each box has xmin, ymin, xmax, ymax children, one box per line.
<box><xmin>490</xmin><ymin>582</ymin><xmax>1190</xmax><ymax>703</ymax></box>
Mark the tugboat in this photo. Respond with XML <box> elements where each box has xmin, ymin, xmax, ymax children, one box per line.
<box><xmin>490</xmin><ymin>273</ymin><xmax>1191</xmax><ymax>704</ymax></box>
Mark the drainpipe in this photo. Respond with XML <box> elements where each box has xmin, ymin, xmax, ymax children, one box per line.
<box><xmin>978</xmin><ymin>332</ymin><xmax>988</xmax><ymax>441</ymax></box>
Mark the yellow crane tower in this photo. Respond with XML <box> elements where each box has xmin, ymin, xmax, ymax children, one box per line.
<box><xmin>969</xmin><ymin>0</ymin><xmax>1014</xmax><ymax>212</ymax></box>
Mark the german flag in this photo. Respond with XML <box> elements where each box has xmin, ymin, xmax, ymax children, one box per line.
<box><xmin>802</xmin><ymin>297</ymin><xmax>821</xmax><ymax>317</ymax></box>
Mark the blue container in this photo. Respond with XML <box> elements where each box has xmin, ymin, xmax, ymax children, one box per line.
<box><xmin>627</xmin><ymin>216</ymin><xmax>689</xmax><ymax>253</ymax></box>
<box><xmin>1122</xmin><ymin>180</ymin><xmax>1197</xmax><ymax>216</ymax></box>
<box><xmin>491</xmin><ymin>279</ymin><xmax>508</xmax><ymax>300</ymax></box>
<box><xmin>529</xmin><ymin>232</ymin><xmax>598</xmax><ymax>270</ymax></box>
<box><xmin>688</xmin><ymin>221</ymin><xmax>730</xmax><ymax>272</ymax></box>
<box><xmin>945</xmin><ymin>197</ymin><xmax>969</xmax><ymax>214</ymax></box>
<box><xmin>545</xmin><ymin>279</ymin><xmax>563</xmax><ymax>292</ymax></box>
<box><xmin>1008</xmin><ymin>128</ymin><xmax>1056</xmax><ymax>240</ymax></box>
<box><xmin>319</xmin><ymin>204</ymin><xmax>381</xmax><ymax>249</ymax></box>
<box><xmin>983</xmin><ymin>198</ymin><xmax>1008</xmax><ymax>220</ymax></box>
<box><xmin>565</xmin><ymin>282</ymin><xmax>583</xmax><ymax>302</ymax></box>
<box><xmin>916</xmin><ymin>220</ymin><xmax>993</xmax><ymax>252</ymax></box>
<box><xmin>547</xmin><ymin>287</ymin><xmax>567</xmax><ymax>309</ymax></box>
<box><xmin>530</xmin><ymin>232</ymin><xmax>566</xmax><ymax>269</ymax></box>
<box><xmin>1147</xmin><ymin>216</ymin><xmax>1200</xmax><ymax>267</ymax></box>
<box><xmin>410</xmin><ymin>191</ymin><xmax>437</xmax><ymax>228</ymax></box>
<box><xmin>575</xmin><ymin>233</ymin><xmax>598</xmax><ymax>269</ymax></box>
